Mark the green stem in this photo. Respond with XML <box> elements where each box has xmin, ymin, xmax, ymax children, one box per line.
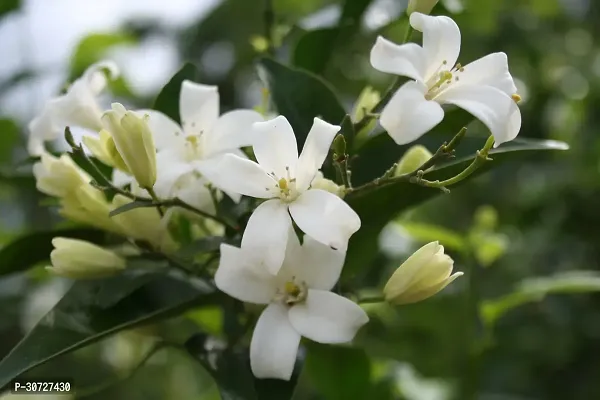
<box><xmin>146</xmin><ymin>187</ymin><xmax>165</xmax><ymax>217</ymax></box>
<box><xmin>358</xmin><ymin>295</ymin><xmax>385</xmax><ymax>304</ymax></box>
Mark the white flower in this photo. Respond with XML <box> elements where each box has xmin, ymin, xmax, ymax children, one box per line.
<box><xmin>32</xmin><ymin>151</ymin><xmax>91</xmax><ymax>198</ymax></box>
<box><xmin>145</xmin><ymin>80</ymin><xmax>263</xmax><ymax>214</ymax></box>
<box><xmin>27</xmin><ymin>61</ymin><xmax>119</xmax><ymax>156</ymax></box>
<box><xmin>370</xmin><ymin>13</ymin><xmax>521</xmax><ymax>146</ymax></box>
<box><xmin>215</xmin><ymin>232</ymin><xmax>369</xmax><ymax>380</ymax></box>
<box><xmin>201</xmin><ymin>115</ymin><xmax>361</xmax><ymax>274</ymax></box>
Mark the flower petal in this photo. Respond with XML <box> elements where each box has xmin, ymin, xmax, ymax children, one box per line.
<box><xmin>289</xmin><ymin>189</ymin><xmax>360</xmax><ymax>251</ymax></box>
<box><xmin>241</xmin><ymin>199</ymin><xmax>292</xmax><ymax>275</ymax></box>
<box><xmin>203</xmin><ymin>109</ymin><xmax>264</xmax><ymax>157</ymax></box>
<box><xmin>51</xmin><ymin>81</ymin><xmax>103</xmax><ymax>133</ymax></box>
<box><xmin>137</xmin><ymin>109</ymin><xmax>185</xmax><ymax>151</ymax></box>
<box><xmin>82</xmin><ymin>60</ymin><xmax>120</xmax><ymax>94</ymax></box>
<box><xmin>179</xmin><ymin>80</ymin><xmax>219</xmax><ymax>136</ymax></box>
<box><xmin>293</xmin><ymin>236</ymin><xmax>346</xmax><ymax>291</ymax></box>
<box><xmin>215</xmin><ymin>243</ymin><xmax>277</xmax><ymax>304</ymax></box>
<box><xmin>252</xmin><ymin>116</ymin><xmax>299</xmax><ymax>179</ymax></box>
<box><xmin>27</xmin><ymin>105</ymin><xmax>58</xmax><ymax>156</ymax></box>
<box><xmin>295</xmin><ymin>118</ymin><xmax>340</xmax><ymax>191</ymax></box>
<box><xmin>459</xmin><ymin>53</ymin><xmax>518</xmax><ymax>96</ymax></box>
<box><xmin>370</xmin><ymin>36</ymin><xmax>427</xmax><ymax>81</ymax></box>
<box><xmin>380</xmin><ymin>81</ymin><xmax>445</xmax><ymax>145</ymax></box>
<box><xmin>288</xmin><ymin>289</ymin><xmax>369</xmax><ymax>344</ymax></box>
<box><xmin>250</xmin><ymin>303</ymin><xmax>301</xmax><ymax>380</ymax></box>
<box><xmin>435</xmin><ymin>85</ymin><xmax>521</xmax><ymax>146</ymax></box>
<box><xmin>193</xmin><ymin>154</ymin><xmax>275</xmax><ymax>199</ymax></box>
<box><xmin>410</xmin><ymin>13</ymin><xmax>461</xmax><ymax>81</ymax></box>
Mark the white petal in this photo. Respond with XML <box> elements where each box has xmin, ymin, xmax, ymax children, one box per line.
<box><xmin>289</xmin><ymin>189</ymin><xmax>360</xmax><ymax>251</ymax></box>
<box><xmin>154</xmin><ymin>147</ymin><xmax>194</xmax><ymax>196</ymax></box>
<box><xmin>288</xmin><ymin>290</ymin><xmax>369</xmax><ymax>344</ymax></box>
<box><xmin>295</xmin><ymin>118</ymin><xmax>340</xmax><ymax>191</ymax></box>
<box><xmin>215</xmin><ymin>244</ymin><xmax>277</xmax><ymax>304</ymax></box>
<box><xmin>82</xmin><ymin>60</ymin><xmax>120</xmax><ymax>94</ymax></box>
<box><xmin>252</xmin><ymin>116</ymin><xmax>299</xmax><ymax>179</ymax></box>
<box><xmin>410</xmin><ymin>13</ymin><xmax>461</xmax><ymax>81</ymax></box>
<box><xmin>459</xmin><ymin>52</ymin><xmax>518</xmax><ymax>96</ymax></box>
<box><xmin>52</xmin><ymin>81</ymin><xmax>104</xmax><ymax>133</ymax></box>
<box><xmin>250</xmin><ymin>303</ymin><xmax>301</xmax><ymax>380</ymax></box>
<box><xmin>138</xmin><ymin>109</ymin><xmax>185</xmax><ymax>151</ymax></box>
<box><xmin>436</xmin><ymin>85</ymin><xmax>521</xmax><ymax>146</ymax></box>
<box><xmin>179</xmin><ymin>80</ymin><xmax>219</xmax><ymax>136</ymax></box>
<box><xmin>193</xmin><ymin>154</ymin><xmax>275</xmax><ymax>199</ymax></box>
<box><xmin>27</xmin><ymin>106</ymin><xmax>58</xmax><ymax>156</ymax></box>
<box><xmin>380</xmin><ymin>81</ymin><xmax>445</xmax><ymax>145</ymax></box>
<box><xmin>293</xmin><ymin>236</ymin><xmax>346</xmax><ymax>291</ymax></box>
<box><xmin>370</xmin><ymin>36</ymin><xmax>427</xmax><ymax>81</ymax></box>
<box><xmin>203</xmin><ymin>109</ymin><xmax>264</xmax><ymax>157</ymax></box>
<box><xmin>241</xmin><ymin>199</ymin><xmax>292</xmax><ymax>275</ymax></box>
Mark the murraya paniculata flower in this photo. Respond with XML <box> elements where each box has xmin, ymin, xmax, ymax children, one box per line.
<box><xmin>215</xmin><ymin>231</ymin><xmax>369</xmax><ymax>380</ymax></box>
<box><xmin>200</xmin><ymin>115</ymin><xmax>361</xmax><ymax>274</ymax></box>
<box><xmin>46</xmin><ymin>237</ymin><xmax>126</xmax><ymax>279</ymax></box>
<box><xmin>384</xmin><ymin>241</ymin><xmax>463</xmax><ymax>305</ymax></box>
<box><xmin>32</xmin><ymin>152</ymin><xmax>92</xmax><ymax>198</ymax></box>
<box><xmin>27</xmin><ymin>61</ymin><xmax>119</xmax><ymax>156</ymax></box>
<box><xmin>370</xmin><ymin>13</ymin><xmax>521</xmax><ymax>146</ymax></box>
<box><xmin>145</xmin><ymin>80</ymin><xmax>264</xmax><ymax>215</ymax></box>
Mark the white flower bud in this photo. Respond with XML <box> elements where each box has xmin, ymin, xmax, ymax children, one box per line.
<box><xmin>32</xmin><ymin>152</ymin><xmax>91</xmax><ymax>198</ymax></box>
<box><xmin>384</xmin><ymin>241</ymin><xmax>463</xmax><ymax>305</ymax></box>
<box><xmin>47</xmin><ymin>237</ymin><xmax>126</xmax><ymax>279</ymax></box>
<box><xmin>59</xmin><ymin>184</ymin><xmax>124</xmax><ymax>235</ymax></box>
<box><xmin>82</xmin><ymin>130</ymin><xmax>129</xmax><ymax>172</ymax></box>
<box><xmin>102</xmin><ymin>103</ymin><xmax>157</xmax><ymax>189</ymax></box>
<box><xmin>310</xmin><ymin>171</ymin><xmax>345</xmax><ymax>198</ymax></box>
<box><xmin>407</xmin><ymin>0</ymin><xmax>439</xmax><ymax>16</ymax></box>
<box><xmin>395</xmin><ymin>145</ymin><xmax>433</xmax><ymax>175</ymax></box>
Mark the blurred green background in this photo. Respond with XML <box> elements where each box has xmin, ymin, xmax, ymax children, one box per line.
<box><xmin>0</xmin><ymin>0</ymin><xmax>599</xmax><ymax>399</ymax></box>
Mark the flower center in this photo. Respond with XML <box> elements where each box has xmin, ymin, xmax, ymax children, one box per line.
<box><xmin>268</xmin><ymin>166</ymin><xmax>300</xmax><ymax>202</ymax></box>
<box><xmin>274</xmin><ymin>279</ymin><xmax>308</xmax><ymax>306</ymax></box>
<box><xmin>184</xmin><ymin>134</ymin><xmax>205</xmax><ymax>160</ymax></box>
<box><xmin>425</xmin><ymin>61</ymin><xmax>465</xmax><ymax>101</ymax></box>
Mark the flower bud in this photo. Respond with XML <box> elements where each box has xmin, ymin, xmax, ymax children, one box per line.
<box><xmin>47</xmin><ymin>237</ymin><xmax>126</xmax><ymax>279</ymax></box>
<box><xmin>310</xmin><ymin>171</ymin><xmax>345</xmax><ymax>198</ymax></box>
<box><xmin>32</xmin><ymin>152</ymin><xmax>91</xmax><ymax>198</ymax></box>
<box><xmin>102</xmin><ymin>103</ymin><xmax>157</xmax><ymax>189</ymax></box>
<box><xmin>352</xmin><ymin>86</ymin><xmax>381</xmax><ymax>123</ymax></box>
<box><xmin>394</xmin><ymin>145</ymin><xmax>432</xmax><ymax>175</ymax></box>
<box><xmin>82</xmin><ymin>130</ymin><xmax>129</xmax><ymax>172</ymax></box>
<box><xmin>407</xmin><ymin>0</ymin><xmax>439</xmax><ymax>16</ymax></box>
<box><xmin>384</xmin><ymin>241</ymin><xmax>463</xmax><ymax>305</ymax></box>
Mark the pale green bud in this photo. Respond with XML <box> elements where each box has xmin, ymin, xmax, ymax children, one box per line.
<box><xmin>310</xmin><ymin>171</ymin><xmax>345</xmax><ymax>198</ymax></box>
<box><xmin>352</xmin><ymin>86</ymin><xmax>381</xmax><ymax>123</ymax></box>
<box><xmin>102</xmin><ymin>103</ymin><xmax>157</xmax><ymax>189</ymax></box>
<box><xmin>383</xmin><ymin>241</ymin><xmax>463</xmax><ymax>305</ymax></box>
<box><xmin>82</xmin><ymin>130</ymin><xmax>129</xmax><ymax>172</ymax></box>
<box><xmin>46</xmin><ymin>237</ymin><xmax>126</xmax><ymax>279</ymax></box>
<box><xmin>407</xmin><ymin>0</ymin><xmax>439</xmax><ymax>16</ymax></box>
<box><xmin>32</xmin><ymin>152</ymin><xmax>91</xmax><ymax>198</ymax></box>
<box><xmin>394</xmin><ymin>145</ymin><xmax>433</xmax><ymax>175</ymax></box>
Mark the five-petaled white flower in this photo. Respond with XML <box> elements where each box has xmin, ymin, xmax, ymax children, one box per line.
<box><xmin>215</xmin><ymin>231</ymin><xmax>369</xmax><ymax>381</ymax></box>
<box><xmin>200</xmin><ymin>115</ymin><xmax>361</xmax><ymax>274</ymax></box>
<box><xmin>28</xmin><ymin>61</ymin><xmax>119</xmax><ymax>156</ymax></box>
<box><xmin>143</xmin><ymin>81</ymin><xmax>263</xmax><ymax>214</ymax></box>
<box><xmin>370</xmin><ymin>12</ymin><xmax>521</xmax><ymax>146</ymax></box>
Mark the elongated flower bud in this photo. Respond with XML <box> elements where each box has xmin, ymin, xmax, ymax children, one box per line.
<box><xmin>102</xmin><ymin>103</ymin><xmax>157</xmax><ymax>189</ymax></box>
<box><xmin>32</xmin><ymin>152</ymin><xmax>91</xmax><ymax>198</ymax></box>
<box><xmin>47</xmin><ymin>238</ymin><xmax>126</xmax><ymax>279</ymax></box>
<box><xmin>310</xmin><ymin>171</ymin><xmax>345</xmax><ymax>198</ymax></box>
<box><xmin>407</xmin><ymin>0</ymin><xmax>439</xmax><ymax>16</ymax></box>
<box><xmin>82</xmin><ymin>130</ymin><xmax>129</xmax><ymax>171</ymax></box>
<box><xmin>384</xmin><ymin>241</ymin><xmax>463</xmax><ymax>305</ymax></box>
<box><xmin>395</xmin><ymin>145</ymin><xmax>433</xmax><ymax>175</ymax></box>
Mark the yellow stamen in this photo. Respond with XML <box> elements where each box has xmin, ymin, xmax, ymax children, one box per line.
<box><xmin>284</xmin><ymin>281</ymin><xmax>300</xmax><ymax>297</ymax></box>
<box><xmin>278</xmin><ymin>178</ymin><xmax>288</xmax><ymax>190</ymax></box>
<box><xmin>511</xmin><ymin>94</ymin><xmax>522</xmax><ymax>103</ymax></box>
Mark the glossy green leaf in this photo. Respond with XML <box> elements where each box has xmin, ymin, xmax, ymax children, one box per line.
<box><xmin>305</xmin><ymin>343</ymin><xmax>372</xmax><ymax>400</ymax></box>
<box><xmin>481</xmin><ymin>271</ymin><xmax>600</xmax><ymax>328</ymax></box>
<box><xmin>176</xmin><ymin>236</ymin><xmax>230</xmax><ymax>259</ymax></box>
<box><xmin>0</xmin><ymin>270</ymin><xmax>218</xmax><ymax>389</ymax></box>
<box><xmin>69</xmin><ymin>32</ymin><xmax>136</xmax><ymax>78</ymax></box>
<box><xmin>0</xmin><ymin>228</ymin><xmax>106</xmax><ymax>277</ymax></box>
<box><xmin>153</xmin><ymin>63</ymin><xmax>198</xmax><ymax>124</ymax></box>
<box><xmin>257</xmin><ymin>58</ymin><xmax>345</xmax><ymax>148</ymax></box>
<box><xmin>343</xmin><ymin>138</ymin><xmax>569</xmax><ymax>278</ymax></box>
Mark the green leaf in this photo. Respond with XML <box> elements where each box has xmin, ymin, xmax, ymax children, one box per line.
<box><xmin>0</xmin><ymin>228</ymin><xmax>106</xmax><ymax>277</ymax></box>
<box><xmin>108</xmin><ymin>200</ymin><xmax>153</xmax><ymax>217</ymax></box>
<box><xmin>69</xmin><ymin>32</ymin><xmax>136</xmax><ymax>78</ymax></box>
<box><xmin>0</xmin><ymin>271</ymin><xmax>218</xmax><ymax>389</ymax></box>
<box><xmin>481</xmin><ymin>271</ymin><xmax>600</xmax><ymax>328</ymax></box>
<box><xmin>257</xmin><ymin>58</ymin><xmax>346</xmax><ymax>148</ymax></box>
<box><xmin>185</xmin><ymin>338</ymin><xmax>301</xmax><ymax>400</ymax></box>
<box><xmin>176</xmin><ymin>236</ymin><xmax>230</xmax><ymax>259</ymax></box>
<box><xmin>305</xmin><ymin>343</ymin><xmax>372</xmax><ymax>400</ymax></box>
<box><xmin>0</xmin><ymin>0</ymin><xmax>19</xmax><ymax>18</ymax></box>
<box><xmin>343</xmin><ymin>138</ymin><xmax>569</xmax><ymax>278</ymax></box>
<box><xmin>0</xmin><ymin>119</ymin><xmax>20</xmax><ymax>162</ymax></box>
<box><xmin>153</xmin><ymin>63</ymin><xmax>199</xmax><ymax>124</ymax></box>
